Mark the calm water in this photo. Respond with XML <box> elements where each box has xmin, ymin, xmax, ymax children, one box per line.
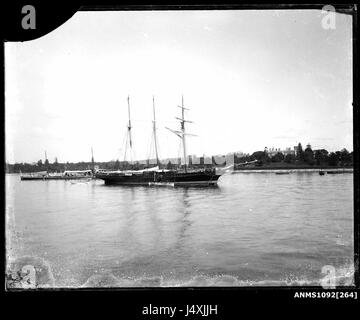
<box><xmin>6</xmin><ymin>172</ymin><xmax>354</xmax><ymax>287</ymax></box>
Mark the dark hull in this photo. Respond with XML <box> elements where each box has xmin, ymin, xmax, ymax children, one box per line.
<box><xmin>96</xmin><ymin>170</ymin><xmax>221</xmax><ymax>187</ymax></box>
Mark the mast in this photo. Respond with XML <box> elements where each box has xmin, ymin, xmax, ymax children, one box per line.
<box><xmin>91</xmin><ymin>147</ymin><xmax>94</xmax><ymax>170</ymax></box>
<box><xmin>152</xmin><ymin>96</ymin><xmax>159</xmax><ymax>166</ymax></box>
<box><xmin>124</xmin><ymin>95</ymin><xmax>133</xmax><ymax>163</ymax></box>
<box><xmin>127</xmin><ymin>95</ymin><xmax>132</xmax><ymax>149</ymax></box>
<box><xmin>44</xmin><ymin>150</ymin><xmax>48</xmax><ymax>170</ymax></box>
<box><xmin>166</xmin><ymin>95</ymin><xmax>194</xmax><ymax>173</ymax></box>
<box><xmin>180</xmin><ymin>95</ymin><xmax>187</xmax><ymax>172</ymax></box>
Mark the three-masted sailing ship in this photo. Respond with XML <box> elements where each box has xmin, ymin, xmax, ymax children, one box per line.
<box><xmin>95</xmin><ymin>96</ymin><xmax>222</xmax><ymax>186</ymax></box>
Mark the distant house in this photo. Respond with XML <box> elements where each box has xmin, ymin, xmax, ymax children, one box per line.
<box><xmin>284</xmin><ymin>147</ymin><xmax>296</xmax><ymax>156</ymax></box>
<box><xmin>264</xmin><ymin>146</ymin><xmax>296</xmax><ymax>158</ymax></box>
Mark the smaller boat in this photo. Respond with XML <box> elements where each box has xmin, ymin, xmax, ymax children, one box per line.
<box><xmin>148</xmin><ymin>182</ymin><xmax>175</xmax><ymax>187</ymax></box>
<box><xmin>63</xmin><ymin>170</ymin><xmax>93</xmax><ymax>179</ymax></box>
<box><xmin>319</xmin><ymin>171</ymin><xmax>325</xmax><ymax>175</ymax></box>
<box><xmin>21</xmin><ymin>170</ymin><xmax>93</xmax><ymax>181</ymax></box>
<box><xmin>275</xmin><ymin>171</ymin><xmax>290</xmax><ymax>175</ymax></box>
<box><xmin>20</xmin><ymin>171</ymin><xmax>48</xmax><ymax>180</ymax></box>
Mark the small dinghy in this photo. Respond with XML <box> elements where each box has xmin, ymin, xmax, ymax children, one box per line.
<box><xmin>148</xmin><ymin>182</ymin><xmax>175</xmax><ymax>187</ymax></box>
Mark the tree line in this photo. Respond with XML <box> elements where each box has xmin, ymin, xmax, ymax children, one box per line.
<box><xmin>6</xmin><ymin>143</ymin><xmax>353</xmax><ymax>173</ymax></box>
<box><xmin>235</xmin><ymin>143</ymin><xmax>353</xmax><ymax>167</ymax></box>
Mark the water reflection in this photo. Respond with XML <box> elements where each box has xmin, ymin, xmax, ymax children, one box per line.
<box><xmin>177</xmin><ymin>188</ymin><xmax>191</xmax><ymax>244</ymax></box>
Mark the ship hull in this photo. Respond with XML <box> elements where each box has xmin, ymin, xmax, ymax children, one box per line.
<box><xmin>96</xmin><ymin>170</ymin><xmax>221</xmax><ymax>187</ymax></box>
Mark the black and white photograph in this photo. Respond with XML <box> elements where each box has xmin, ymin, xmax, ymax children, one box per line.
<box><xmin>4</xmin><ymin>5</ymin><xmax>356</xmax><ymax>293</ymax></box>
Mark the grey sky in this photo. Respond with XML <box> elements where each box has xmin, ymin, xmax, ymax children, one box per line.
<box><xmin>5</xmin><ymin>9</ymin><xmax>353</xmax><ymax>163</ymax></box>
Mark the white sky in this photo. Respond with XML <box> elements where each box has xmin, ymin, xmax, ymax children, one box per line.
<box><xmin>5</xmin><ymin>10</ymin><xmax>353</xmax><ymax>163</ymax></box>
